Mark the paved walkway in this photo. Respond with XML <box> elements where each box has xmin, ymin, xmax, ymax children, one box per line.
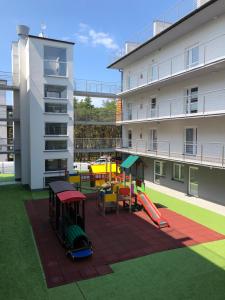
<box><xmin>146</xmin><ymin>182</ymin><xmax>225</xmax><ymax>217</ymax></box>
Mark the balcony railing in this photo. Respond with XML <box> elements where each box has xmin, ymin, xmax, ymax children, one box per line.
<box><xmin>74</xmin><ymin>109</ymin><xmax>116</xmax><ymax>123</ymax></box>
<box><xmin>44</xmin><ymin>60</ymin><xmax>67</xmax><ymax>77</ymax></box>
<box><xmin>122</xmin><ymin>33</ymin><xmax>225</xmax><ymax>93</ymax></box>
<box><xmin>116</xmin><ymin>139</ymin><xmax>225</xmax><ymax>168</ymax></box>
<box><xmin>120</xmin><ymin>88</ymin><xmax>225</xmax><ymax>122</ymax></box>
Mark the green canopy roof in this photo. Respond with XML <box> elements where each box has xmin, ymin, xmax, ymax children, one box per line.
<box><xmin>121</xmin><ymin>155</ymin><xmax>140</xmax><ymax>169</ymax></box>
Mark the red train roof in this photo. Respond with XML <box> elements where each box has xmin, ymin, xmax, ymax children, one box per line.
<box><xmin>56</xmin><ymin>190</ymin><xmax>86</xmax><ymax>203</ymax></box>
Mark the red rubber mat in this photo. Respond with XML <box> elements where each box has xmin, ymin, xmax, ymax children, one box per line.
<box><xmin>25</xmin><ymin>199</ymin><xmax>225</xmax><ymax>288</ymax></box>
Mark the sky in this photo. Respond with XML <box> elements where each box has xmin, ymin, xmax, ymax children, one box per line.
<box><xmin>0</xmin><ymin>0</ymin><xmax>188</xmax><ymax>105</ymax></box>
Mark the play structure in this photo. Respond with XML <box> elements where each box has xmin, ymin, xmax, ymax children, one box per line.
<box><xmin>119</xmin><ymin>155</ymin><xmax>169</xmax><ymax>228</ymax></box>
<box><xmin>64</xmin><ymin>155</ymin><xmax>169</xmax><ymax>228</ymax></box>
<box><xmin>49</xmin><ymin>181</ymin><xmax>93</xmax><ymax>259</ymax></box>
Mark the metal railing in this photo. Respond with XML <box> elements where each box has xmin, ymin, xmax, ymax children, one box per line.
<box><xmin>116</xmin><ymin>138</ymin><xmax>225</xmax><ymax>168</ymax></box>
<box><xmin>0</xmin><ymin>71</ymin><xmax>19</xmax><ymax>88</ymax></box>
<box><xmin>74</xmin><ymin>79</ymin><xmax>121</xmax><ymax>95</ymax></box>
<box><xmin>121</xmin><ymin>32</ymin><xmax>225</xmax><ymax>92</ymax></box>
<box><xmin>74</xmin><ymin>109</ymin><xmax>116</xmax><ymax>123</ymax></box>
<box><xmin>120</xmin><ymin>88</ymin><xmax>225</xmax><ymax>122</ymax></box>
<box><xmin>44</xmin><ymin>60</ymin><xmax>67</xmax><ymax>77</ymax></box>
<box><xmin>74</xmin><ymin>138</ymin><xmax>120</xmax><ymax>151</ymax></box>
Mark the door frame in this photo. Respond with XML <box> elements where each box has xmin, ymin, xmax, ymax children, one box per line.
<box><xmin>188</xmin><ymin>166</ymin><xmax>199</xmax><ymax>197</ymax></box>
<box><xmin>184</xmin><ymin>126</ymin><xmax>197</xmax><ymax>155</ymax></box>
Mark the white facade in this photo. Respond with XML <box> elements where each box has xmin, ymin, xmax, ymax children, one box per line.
<box><xmin>0</xmin><ymin>80</ymin><xmax>7</xmax><ymax>162</ymax></box>
<box><xmin>110</xmin><ymin>0</ymin><xmax>225</xmax><ymax>204</ymax></box>
<box><xmin>13</xmin><ymin>28</ymin><xmax>74</xmax><ymax>189</ymax></box>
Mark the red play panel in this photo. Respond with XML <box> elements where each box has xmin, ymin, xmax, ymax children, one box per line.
<box><xmin>25</xmin><ymin>199</ymin><xmax>224</xmax><ymax>288</ymax></box>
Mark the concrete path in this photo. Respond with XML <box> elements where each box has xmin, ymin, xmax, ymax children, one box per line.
<box><xmin>146</xmin><ymin>182</ymin><xmax>225</xmax><ymax>217</ymax></box>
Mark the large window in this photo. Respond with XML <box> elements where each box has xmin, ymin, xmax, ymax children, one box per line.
<box><xmin>185</xmin><ymin>87</ymin><xmax>198</xmax><ymax>114</ymax></box>
<box><xmin>44</xmin><ymin>85</ymin><xmax>67</xmax><ymax>99</ymax></box>
<box><xmin>154</xmin><ymin>160</ymin><xmax>166</xmax><ymax>183</ymax></box>
<box><xmin>173</xmin><ymin>163</ymin><xmax>184</xmax><ymax>182</ymax></box>
<box><xmin>45</xmin><ymin>123</ymin><xmax>67</xmax><ymax>135</ymax></box>
<box><xmin>45</xmin><ymin>103</ymin><xmax>67</xmax><ymax>113</ymax></box>
<box><xmin>45</xmin><ymin>140</ymin><xmax>67</xmax><ymax>150</ymax></box>
<box><xmin>186</xmin><ymin>45</ymin><xmax>199</xmax><ymax>68</ymax></box>
<box><xmin>44</xmin><ymin>46</ymin><xmax>67</xmax><ymax>76</ymax></box>
<box><xmin>151</xmin><ymin>64</ymin><xmax>158</xmax><ymax>81</ymax></box>
<box><xmin>155</xmin><ymin>161</ymin><xmax>166</xmax><ymax>177</ymax></box>
<box><xmin>45</xmin><ymin>159</ymin><xmax>67</xmax><ymax>172</ymax></box>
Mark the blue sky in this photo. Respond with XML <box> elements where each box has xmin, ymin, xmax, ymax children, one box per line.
<box><xmin>0</xmin><ymin>0</ymin><xmax>185</xmax><ymax>82</ymax></box>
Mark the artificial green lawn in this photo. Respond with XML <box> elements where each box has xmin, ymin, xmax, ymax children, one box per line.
<box><xmin>0</xmin><ymin>184</ymin><xmax>225</xmax><ymax>300</ymax></box>
<box><xmin>0</xmin><ymin>173</ymin><xmax>15</xmax><ymax>182</ymax></box>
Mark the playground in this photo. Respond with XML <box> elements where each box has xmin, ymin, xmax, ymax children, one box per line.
<box><xmin>1</xmin><ymin>183</ymin><xmax>225</xmax><ymax>300</ymax></box>
<box><xmin>26</xmin><ymin>195</ymin><xmax>224</xmax><ymax>288</ymax></box>
<box><xmin>24</xmin><ymin>155</ymin><xmax>225</xmax><ymax>289</ymax></box>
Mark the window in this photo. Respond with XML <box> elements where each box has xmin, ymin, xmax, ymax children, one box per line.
<box><xmin>45</xmin><ymin>103</ymin><xmax>67</xmax><ymax>113</ymax></box>
<box><xmin>45</xmin><ymin>159</ymin><xmax>67</xmax><ymax>172</ymax></box>
<box><xmin>45</xmin><ymin>140</ymin><xmax>67</xmax><ymax>150</ymax></box>
<box><xmin>185</xmin><ymin>127</ymin><xmax>197</xmax><ymax>155</ymax></box>
<box><xmin>173</xmin><ymin>163</ymin><xmax>184</xmax><ymax>182</ymax></box>
<box><xmin>185</xmin><ymin>87</ymin><xmax>198</xmax><ymax>114</ymax></box>
<box><xmin>154</xmin><ymin>160</ymin><xmax>166</xmax><ymax>183</ymax></box>
<box><xmin>128</xmin><ymin>129</ymin><xmax>132</xmax><ymax>148</ymax></box>
<box><xmin>149</xmin><ymin>129</ymin><xmax>157</xmax><ymax>151</ymax></box>
<box><xmin>127</xmin><ymin>103</ymin><xmax>132</xmax><ymax>120</ymax></box>
<box><xmin>154</xmin><ymin>161</ymin><xmax>166</xmax><ymax>177</ymax></box>
<box><xmin>151</xmin><ymin>64</ymin><xmax>158</xmax><ymax>81</ymax></box>
<box><xmin>44</xmin><ymin>85</ymin><xmax>67</xmax><ymax>99</ymax></box>
<box><xmin>150</xmin><ymin>98</ymin><xmax>157</xmax><ymax>117</ymax></box>
<box><xmin>186</xmin><ymin>45</ymin><xmax>199</xmax><ymax>68</ymax></box>
<box><xmin>44</xmin><ymin>46</ymin><xmax>67</xmax><ymax>76</ymax></box>
<box><xmin>45</xmin><ymin>123</ymin><xmax>67</xmax><ymax>135</ymax></box>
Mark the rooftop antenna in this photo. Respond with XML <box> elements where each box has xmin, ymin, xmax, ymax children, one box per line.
<box><xmin>39</xmin><ymin>23</ymin><xmax>47</xmax><ymax>37</ymax></box>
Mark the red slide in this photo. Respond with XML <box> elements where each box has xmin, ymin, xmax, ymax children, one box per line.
<box><xmin>137</xmin><ymin>192</ymin><xmax>169</xmax><ymax>228</ymax></box>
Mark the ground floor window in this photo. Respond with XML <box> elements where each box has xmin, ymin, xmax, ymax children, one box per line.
<box><xmin>45</xmin><ymin>159</ymin><xmax>67</xmax><ymax>172</ymax></box>
<box><xmin>154</xmin><ymin>160</ymin><xmax>166</xmax><ymax>182</ymax></box>
<box><xmin>173</xmin><ymin>163</ymin><xmax>184</xmax><ymax>182</ymax></box>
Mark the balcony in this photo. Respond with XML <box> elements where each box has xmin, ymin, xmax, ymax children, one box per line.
<box><xmin>44</xmin><ymin>60</ymin><xmax>67</xmax><ymax>77</ymax></box>
<box><xmin>121</xmin><ymin>33</ymin><xmax>225</xmax><ymax>95</ymax></box>
<box><xmin>119</xmin><ymin>88</ymin><xmax>225</xmax><ymax>124</ymax></box>
<box><xmin>116</xmin><ymin>139</ymin><xmax>225</xmax><ymax>169</ymax></box>
<box><xmin>74</xmin><ymin>138</ymin><xmax>119</xmax><ymax>153</ymax></box>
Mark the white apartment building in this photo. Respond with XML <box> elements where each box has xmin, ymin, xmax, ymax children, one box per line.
<box><xmin>0</xmin><ymin>80</ymin><xmax>7</xmax><ymax>161</ymax></box>
<box><xmin>12</xmin><ymin>25</ymin><xmax>74</xmax><ymax>189</ymax></box>
<box><xmin>109</xmin><ymin>0</ymin><xmax>225</xmax><ymax>205</ymax></box>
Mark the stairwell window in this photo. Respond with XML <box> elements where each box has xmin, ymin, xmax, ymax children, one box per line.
<box><xmin>44</xmin><ymin>85</ymin><xmax>67</xmax><ymax>99</ymax></box>
<box><xmin>44</xmin><ymin>46</ymin><xmax>67</xmax><ymax>76</ymax></box>
<box><xmin>45</xmin><ymin>103</ymin><xmax>67</xmax><ymax>113</ymax></box>
<box><xmin>45</xmin><ymin>140</ymin><xmax>67</xmax><ymax>151</ymax></box>
<box><xmin>45</xmin><ymin>123</ymin><xmax>67</xmax><ymax>135</ymax></box>
<box><xmin>186</xmin><ymin>45</ymin><xmax>199</xmax><ymax>68</ymax></box>
<box><xmin>173</xmin><ymin>163</ymin><xmax>184</xmax><ymax>182</ymax></box>
<box><xmin>45</xmin><ymin>159</ymin><xmax>67</xmax><ymax>172</ymax></box>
